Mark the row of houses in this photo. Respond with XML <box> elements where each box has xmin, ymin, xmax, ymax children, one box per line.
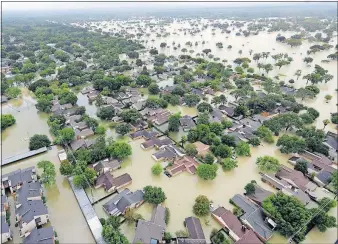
<box><xmin>1</xmin><ymin>167</ymin><xmax>56</xmax><ymax>244</ymax></box>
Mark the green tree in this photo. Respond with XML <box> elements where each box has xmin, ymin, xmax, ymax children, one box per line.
<box><xmin>119</xmin><ymin>109</ymin><xmax>141</xmax><ymax>123</ymax></box>
<box><xmin>148</xmin><ymin>83</ymin><xmax>160</xmax><ymax>95</ymax></box>
<box><xmin>56</xmin><ymin>127</ymin><xmax>75</xmax><ymax>144</ymax></box>
<box><xmin>107</xmin><ymin>141</ymin><xmax>132</xmax><ymax>159</ymax></box>
<box><xmin>168</xmin><ymin>113</ymin><xmax>181</xmax><ymax>132</ymax></box>
<box><xmin>183</xmin><ymin>94</ymin><xmax>201</xmax><ymax>107</ymax></box>
<box><xmin>29</xmin><ymin>134</ymin><xmax>51</xmax><ymax>150</ymax></box>
<box><xmin>330</xmin><ymin>171</ymin><xmax>338</xmax><ymax>194</ymax></box>
<box><xmin>102</xmin><ymin>225</ymin><xmax>128</xmax><ymax>244</ymax></box>
<box><xmin>277</xmin><ymin>134</ymin><xmax>306</xmax><ymax>154</ymax></box>
<box><xmin>310</xmin><ymin>208</ymin><xmax>336</xmax><ymax>232</ymax></box>
<box><xmin>221</xmin><ymin>135</ymin><xmax>236</xmax><ymax>147</ymax></box>
<box><xmin>97</xmin><ymin>106</ymin><xmax>115</xmax><ymax>120</ymax></box>
<box><xmin>211</xmin><ymin>144</ymin><xmax>232</xmax><ymax>158</ymax></box>
<box><xmin>60</xmin><ymin>162</ymin><xmax>73</xmax><ymax>176</ymax></box>
<box><xmin>235</xmin><ymin>142</ymin><xmax>251</xmax><ymax>156</ymax></box>
<box><xmin>197</xmin><ymin>102</ymin><xmax>213</xmax><ymax>113</ymax></box>
<box><xmin>204</xmin><ymin>152</ymin><xmax>215</xmax><ymax>165</ymax></box>
<box><xmin>221</xmin><ymin>158</ymin><xmax>238</xmax><ymax>171</ymax></box>
<box><xmin>294</xmin><ymin>159</ymin><xmax>308</xmax><ymax>175</ymax></box>
<box><xmin>116</xmin><ymin>123</ymin><xmax>131</xmax><ymax>136</ymax></box>
<box><xmin>256</xmin><ymin>156</ymin><xmax>280</xmax><ymax>172</ymax></box>
<box><xmin>244</xmin><ymin>183</ymin><xmax>255</xmax><ymax>195</ymax></box>
<box><xmin>151</xmin><ymin>163</ymin><xmax>162</xmax><ymax>175</ymax></box>
<box><xmin>5</xmin><ymin>87</ymin><xmax>21</xmax><ymax>99</ymax></box>
<box><xmin>193</xmin><ymin>195</ymin><xmax>210</xmax><ymax>216</ymax></box>
<box><xmin>209</xmin><ymin>122</ymin><xmax>223</xmax><ymax>136</ymax></box>
<box><xmin>197</xmin><ymin>164</ymin><xmax>218</xmax><ymax>180</ymax></box>
<box><xmin>185</xmin><ymin>143</ymin><xmax>198</xmax><ymax>157</ymax></box>
<box><xmin>37</xmin><ymin>160</ymin><xmax>56</xmax><ymax>186</ymax></box>
<box><xmin>248</xmin><ymin>137</ymin><xmax>261</xmax><ymax>146</ymax></box>
<box><xmin>165</xmin><ymin>207</ymin><xmax>170</xmax><ymax>224</ymax></box>
<box><xmin>143</xmin><ymin>186</ymin><xmax>166</xmax><ymax>204</ymax></box>
<box><xmin>1</xmin><ymin>114</ymin><xmax>16</xmax><ymax>131</ymax></box>
<box><xmin>95</xmin><ymin>125</ymin><xmax>106</xmax><ymax>135</ymax></box>
<box><xmin>196</xmin><ymin>112</ymin><xmax>209</xmax><ymax>125</ymax></box>
<box><xmin>136</xmin><ymin>75</ymin><xmax>152</xmax><ymax>87</ymax></box>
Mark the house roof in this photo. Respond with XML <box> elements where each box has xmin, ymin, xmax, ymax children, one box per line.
<box><xmin>167</xmin><ymin>156</ymin><xmax>200</xmax><ymax>176</ymax></box>
<box><xmin>276</xmin><ymin>166</ymin><xmax>317</xmax><ymax>192</ymax></box>
<box><xmin>112</xmin><ymin>173</ymin><xmax>132</xmax><ymax>189</ymax></box>
<box><xmin>316</xmin><ymin>171</ymin><xmax>333</xmax><ymax>185</ymax></box>
<box><xmin>23</xmin><ymin>227</ymin><xmax>54</xmax><ymax>244</ymax></box>
<box><xmin>70</xmin><ymin>139</ymin><xmax>86</xmax><ymax>151</ymax></box>
<box><xmin>95</xmin><ymin>172</ymin><xmax>114</xmax><ymax>191</ymax></box>
<box><xmin>141</xmin><ymin>137</ymin><xmax>172</xmax><ymax>149</ymax></box>
<box><xmin>246</xmin><ymin>184</ymin><xmax>273</xmax><ymax>205</ymax></box>
<box><xmin>16</xmin><ymin>181</ymin><xmax>42</xmax><ymax>204</ymax></box>
<box><xmin>185</xmin><ymin>216</ymin><xmax>205</xmax><ymax>240</ymax></box>
<box><xmin>2</xmin><ymin>167</ymin><xmax>36</xmax><ymax>187</ymax></box>
<box><xmin>180</xmin><ymin>115</ymin><xmax>196</xmax><ymax>130</ymax></box>
<box><xmin>231</xmin><ymin>194</ymin><xmax>273</xmax><ymax>241</ymax></box>
<box><xmin>133</xmin><ymin>219</ymin><xmax>165</xmax><ymax>243</ymax></box>
<box><xmin>212</xmin><ymin>207</ymin><xmax>246</xmax><ymax>239</ymax></box>
<box><xmin>325</xmin><ymin>131</ymin><xmax>338</xmax><ymax>151</ymax></box>
<box><xmin>219</xmin><ymin>105</ymin><xmax>235</xmax><ymax>117</ymax></box>
<box><xmin>130</xmin><ymin>129</ymin><xmax>159</xmax><ymax>140</ymax></box>
<box><xmin>92</xmin><ymin>159</ymin><xmax>122</xmax><ymax>173</ymax></box>
<box><xmin>151</xmin><ymin>205</ymin><xmax>166</xmax><ymax>228</ymax></box>
<box><xmin>193</xmin><ymin>142</ymin><xmax>210</xmax><ymax>156</ymax></box>
<box><xmin>235</xmin><ymin>229</ymin><xmax>263</xmax><ymax>244</ymax></box>
<box><xmin>104</xmin><ymin>189</ymin><xmax>144</xmax><ymax>215</ymax></box>
<box><xmin>16</xmin><ymin>200</ymin><xmax>48</xmax><ymax>224</ymax></box>
<box><xmin>177</xmin><ymin>238</ymin><xmax>207</xmax><ymax>244</ymax></box>
<box><xmin>152</xmin><ymin>146</ymin><xmax>178</xmax><ymax>161</ymax></box>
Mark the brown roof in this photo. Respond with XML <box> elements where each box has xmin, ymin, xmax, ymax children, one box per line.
<box><xmin>276</xmin><ymin>166</ymin><xmax>316</xmax><ymax>192</ymax></box>
<box><xmin>185</xmin><ymin>217</ymin><xmax>205</xmax><ymax>240</ymax></box>
<box><xmin>112</xmin><ymin>173</ymin><xmax>132</xmax><ymax>189</ymax></box>
<box><xmin>235</xmin><ymin>229</ymin><xmax>263</xmax><ymax>244</ymax></box>
<box><xmin>95</xmin><ymin>172</ymin><xmax>132</xmax><ymax>191</ymax></box>
<box><xmin>167</xmin><ymin>156</ymin><xmax>200</xmax><ymax>176</ymax></box>
<box><xmin>212</xmin><ymin>207</ymin><xmax>246</xmax><ymax>239</ymax></box>
<box><xmin>193</xmin><ymin>142</ymin><xmax>210</xmax><ymax>157</ymax></box>
<box><xmin>246</xmin><ymin>184</ymin><xmax>273</xmax><ymax>205</ymax></box>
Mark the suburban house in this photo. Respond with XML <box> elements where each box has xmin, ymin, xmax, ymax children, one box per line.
<box><xmin>1</xmin><ymin>215</ymin><xmax>12</xmax><ymax>243</ymax></box>
<box><xmin>149</xmin><ymin>110</ymin><xmax>172</xmax><ymax>125</ymax></box>
<box><xmin>23</xmin><ymin>227</ymin><xmax>55</xmax><ymax>244</ymax></box>
<box><xmin>193</xmin><ymin>141</ymin><xmax>210</xmax><ymax>157</ymax></box>
<box><xmin>90</xmin><ymin>159</ymin><xmax>122</xmax><ymax>175</ymax></box>
<box><xmin>231</xmin><ymin>194</ymin><xmax>275</xmax><ymax>242</ymax></box>
<box><xmin>70</xmin><ymin>138</ymin><xmax>96</xmax><ymax>151</ymax></box>
<box><xmin>81</xmin><ymin>86</ymin><xmax>95</xmax><ymax>94</ymax></box>
<box><xmin>131</xmin><ymin>99</ymin><xmax>147</xmax><ymax>111</ymax></box>
<box><xmin>166</xmin><ymin>156</ymin><xmax>200</xmax><ymax>176</ymax></box>
<box><xmin>177</xmin><ymin>216</ymin><xmax>206</xmax><ymax>243</ymax></box>
<box><xmin>323</xmin><ymin>131</ymin><xmax>338</xmax><ymax>162</ymax></box>
<box><xmin>16</xmin><ymin>200</ymin><xmax>49</xmax><ymax>236</ymax></box>
<box><xmin>94</xmin><ymin>172</ymin><xmax>132</xmax><ymax>192</ymax></box>
<box><xmin>15</xmin><ymin>182</ymin><xmax>43</xmax><ymax>207</ymax></box>
<box><xmin>75</xmin><ymin>128</ymin><xmax>95</xmax><ymax>139</ymax></box>
<box><xmin>87</xmin><ymin>90</ymin><xmax>100</xmax><ymax>101</ymax></box>
<box><xmin>276</xmin><ymin>166</ymin><xmax>317</xmax><ymax>192</ymax></box>
<box><xmin>141</xmin><ymin>137</ymin><xmax>173</xmax><ymax>150</ymax></box>
<box><xmin>133</xmin><ymin>205</ymin><xmax>166</xmax><ymax>243</ymax></box>
<box><xmin>130</xmin><ymin>129</ymin><xmax>159</xmax><ymax>140</ymax></box>
<box><xmin>245</xmin><ymin>184</ymin><xmax>273</xmax><ymax>206</ymax></box>
<box><xmin>130</xmin><ymin>119</ymin><xmax>149</xmax><ymax>131</ymax></box>
<box><xmin>180</xmin><ymin>115</ymin><xmax>196</xmax><ymax>131</ymax></box>
<box><xmin>152</xmin><ymin>144</ymin><xmax>185</xmax><ymax>161</ymax></box>
<box><xmin>1</xmin><ymin>167</ymin><xmax>37</xmax><ymax>194</ymax></box>
<box><xmin>103</xmin><ymin>188</ymin><xmax>144</xmax><ymax>216</ymax></box>
<box><xmin>260</xmin><ymin>173</ymin><xmax>311</xmax><ymax>206</ymax></box>
<box><xmin>51</xmin><ymin>102</ymin><xmax>73</xmax><ymax>114</ymax></box>
<box><xmin>235</xmin><ymin>229</ymin><xmax>263</xmax><ymax>244</ymax></box>
<box><xmin>209</xmin><ymin>108</ymin><xmax>225</xmax><ymax>123</ymax></box>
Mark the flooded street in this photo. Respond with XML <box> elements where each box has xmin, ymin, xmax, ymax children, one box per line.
<box><xmin>1</xmin><ymin>94</ymin><xmax>95</xmax><ymax>244</ymax></box>
<box><xmin>1</xmin><ymin>16</ymin><xmax>337</xmax><ymax>243</ymax></box>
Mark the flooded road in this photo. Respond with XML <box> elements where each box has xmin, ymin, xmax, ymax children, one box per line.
<box><xmin>1</xmin><ymin>93</ymin><xmax>95</xmax><ymax>244</ymax></box>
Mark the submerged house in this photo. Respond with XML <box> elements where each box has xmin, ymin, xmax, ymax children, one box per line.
<box><xmin>1</xmin><ymin>167</ymin><xmax>37</xmax><ymax>194</ymax></box>
<box><xmin>94</xmin><ymin>172</ymin><xmax>132</xmax><ymax>192</ymax></box>
<box><xmin>141</xmin><ymin>137</ymin><xmax>173</xmax><ymax>150</ymax></box>
<box><xmin>231</xmin><ymin>194</ymin><xmax>275</xmax><ymax>242</ymax></box>
<box><xmin>103</xmin><ymin>189</ymin><xmax>144</xmax><ymax>216</ymax></box>
<box><xmin>245</xmin><ymin>184</ymin><xmax>273</xmax><ymax>206</ymax></box>
<box><xmin>1</xmin><ymin>215</ymin><xmax>12</xmax><ymax>243</ymax></box>
<box><xmin>323</xmin><ymin>131</ymin><xmax>338</xmax><ymax>162</ymax></box>
<box><xmin>130</xmin><ymin>129</ymin><xmax>159</xmax><ymax>140</ymax></box>
<box><xmin>23</xmin><ymin>227</ymin><xmax>55</xmax><ymax>244</ymax></box>
<box><xmin>177</xmin><ymin>216</ymin><xmax>206</xmax><ymax>243</ymax></box>
<box><xmin>90</xmin><ymin>159</ymin><xmax>122</xmax><ymax>176</ymax></box>
<box><xmin>166</xmin><ymin>156</ymin><xmax>200</xmax><ymax>176</ymax></box>
<box><xmin>179</xmin><ymin>115</ymin><xmax>196</xmax><ymax>131</ymax></box>
<box><xmin>133</xmin><ymin>205</ymin><xmax>166</xmax><ymax>243</ymax></box>
<box><xmin>152</xmin><ymin>144</ymin><xmax>185</xmax><ymax>161</ymax></box>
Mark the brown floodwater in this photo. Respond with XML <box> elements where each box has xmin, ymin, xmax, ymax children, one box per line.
<box><xmin>1</xmin><ymin>93</ymin><xmax>94</xmax><ymax>243</ymax></box>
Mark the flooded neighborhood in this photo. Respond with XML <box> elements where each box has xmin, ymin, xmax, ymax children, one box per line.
<box><xmin>1</xmin><ymin>2</ymin><xmax>338</xmax><ymax>244</ymax></box>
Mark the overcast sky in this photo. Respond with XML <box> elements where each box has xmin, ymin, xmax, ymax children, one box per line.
<box><xmin>3</xmin><ymin>1</ymin><xmax>335</xmax><ymax>12</ymax></box>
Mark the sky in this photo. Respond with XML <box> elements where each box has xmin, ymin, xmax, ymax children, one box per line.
<box><xmin>3</xmin><ymin>1</ymin><xmax>336</xmax><ymax>12</ymax></box>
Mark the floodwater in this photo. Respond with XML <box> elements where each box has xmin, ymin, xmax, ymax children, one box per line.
<box><xmin>1</xmin><ymin>93</ymin><xmax>95</xmax><ymax>244</ymax></box>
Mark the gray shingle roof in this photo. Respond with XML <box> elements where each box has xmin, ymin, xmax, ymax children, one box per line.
<box><xmin>23</xmin><ymin>227</ymin><xmax>54</xmax><ymax>244</ymax></box>
<box><xmin>1</xmin><ymin>215</ymin><xmax>9</xmax><ymax>234</ymax></box>
<box><xmin>16</xmin><ymin>200</ymin><xmax>48</xmax><ymax>224</ymax></box>
<box><xmin>185</xmin><ymin>216</ymin><xmax>205</xmax><ymax>240</ymax></box>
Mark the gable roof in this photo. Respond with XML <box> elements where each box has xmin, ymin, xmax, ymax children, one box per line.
<box><xmin>246</xmin><ymin>184</ymin><xmax>273</xmax><ymax>205</ymax></box>
<box><xmin>16</xmin><ymin>200</ymin><xmax>48</xmax><ymax>224</ymax></box>
<box><xmin>2</xmin><ymin>167</ymin><xmax>36</xmax><ymax>187</ymax></box>
<box><xmin>1</xmin><ymin>215</ymin><xmax>9</xmax><ymax>234</ymax></box>
<box><xmin>235</xmin><ymin>229</ymin><xmax>263</xmax><ymax>244</ymax></box>
<box><xmin>16</xmin><ymin>181</ymin><xmax>42</xmax><ymax>204</ymax></box>
<box><xmin>23</xmin><ymin>227</ymin><xmax>54</xmax><ymax>244</ymax></box>
<box><xmin>151</xmin><ymin>205</ymin><xmax>166</xmax><ymax>228</ymax></box>
<box><xmin>185</xmin><ymin>216</ymin><xmax>205</xmax><ymax>240</ymax></box>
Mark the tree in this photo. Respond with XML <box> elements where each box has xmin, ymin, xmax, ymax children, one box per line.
<box><xmin>318</xmin><ymin>197</ymin><xmax>337</xmax><ymax>212</ymax></box>
<box><xmin>322</xmin><ymin>119</ymin><xmax>330</xmax><ymax>129</ymax></box>
<box><xmin>143</xmin><ymin>186</ymin><xmax>166</xmax><ymax>204</ymax></box>
<box><xmin>303</xmin><ymin>57</ymin><xmax>314</xmax><ymax>64</ymax></box>
<box><xmin>97</xmin><ymin>106</ymin><xmax>115</xmax><ymax>120</ymax></box>
<box><xmin>277</xmin><ymin>134</ymin><xmax>306</xmax><ymax>154</ymax></box>
<box><xmin>1</xmin><ymin>114</ymin><xmax>16</xmax><ymax>131</ymax></box>
<box><xmin>197</xmin><ymin>102</ymin><xmax>213</xmax><ymax>113</ymax></box>
<box><xmin>193</xmin><ymin>195</ymin><xmax>210</xmax><ymax>216</ymax></box>
<box><xmin>310</xmin><ymin>208</ymin><xmax>336</xmax><ymax>232</ymax></box>
<box><xmin>235</xmin><ymin>142</ymin><xmax>251</xmax><ymax>156</ymax></box>
<box><xmin>262</xmin><ymin>193</ymin><xmax>312</xmax><ymax>242</ymax></box>
<box><xmin>95</xmin><ymin>125</ymin><xmax>106</xmax><ymax>135</ymax></box>
<box><xmin>115</xmin><ymin>123</ymin><xmax>131</xmax><ymax>136</ymax></box>
<box><xmin>221</xmin><ymin>158</ymin><xmax>238</xmax><ymax>171</ymax></box>
<box><xmin>248</xmin><ymin>137</ymin><xmax>260</xmax><ymax>147</ymax></box>
<box><xmin>221</xmin><ymin>135</ymin><xmax>236</xmax><ymax>147</ymax></box>
<box><xmin>120</xmin><ymin>109</ymin><xmax>141</xmax><ymax>123</ymax></box>
<box><xmin>29</xmin><ymin>134</ymin><xmax>51</xmax><ymax>150</ymax></box>
<box><xmin>148</xmin><ymin>83</ymin><xmax>160</xmax><ymax>95</ymax></box>
<box><xmin>234</xmin><ymin>105</ymin><xmax>249</xmax><ymax>117</ymax></box>
<box><xmin>36</xmin><ymin>97</ymin><xmax>53</xmax><ymax>113</ymax></box>
<box><xmin>5</xmin><ymin>87</ymin><xmax>21</xmax><ymax>98</ymax></box>
<box><xmin>56</xmin><ymin>127</ymin><xmax>75</xmax><ymax>144</ymax></box>
<box><xmin>184</xmin><ymin>94</ymin><xmax>201</xmax><ymax>107</ymax></box>
<box><xmin>255</xmin><ymin>126</ymin><xmax>274</xmax><ymax>143</ymax></box>
<box><xmin>60</xmin><ymin>162</ymin><xmax>73</xmax><ymax>176</ymax></box>
<box><xmin>197</xmin><ymin>164</ymin><xmax>218</xmax><ymax>180</ymax></box>
<box><xmin>209</xmin><ymin>122</ymin><xmax>223</xmax><ymax>136</ymax></box>
<box><xmin>211</xmin><ymin>144</ymin><xmax>232</xmax><ymax>158</ymax></box>
<box><xmin>330</xmin><ymin>171</ymin><xmax>338</xmax><ymax>194</ymax></box>
<box><xmin>136</xmin><ymin>75</ymin><xmax>152</xmax><ymax>87</ymax></box>
<box><xmin>102</xmin><ymin>225</ymin><xmax>128</xmax><ymax>244</ymax></box>
<box><xmin>107</xmin><ymin>141</ymin><xmax>132</xmax><ymax>159</ymax></box>
<box><xmin>331</xmin><ymin>113</ymin><xmax>338</xmax><ymax>124</ymax></box>
<box><xmin>73</xmin><ymin>168</ymin><xmax>96</xmax><ymax>189</ymax></box>
<box><xmin>263</xmin><ymin>64</ymin><xmax>273</xmax><ymax>74</ymax></box>
<box><xmin>165</xmin><ymin>207</ymin><xmax>170</xmax><ymax>224</ymax></box>
<box><xmin>325</xmin><ymin>94</ymin><xmax>332</xmax><ymax>103</ymax></box>
<box><xmin>151</xmin><ymin>163</ymin><xmax>162</xmax><ymax>175</ymax></box>
<box><xmin>196</xmin><ymin>112</ymin><xmax>210</xmax><ymax>125</ymax></box>
<box><xmin>264</xmin><ymin>113</ymin><xmax>303</xmax><ymax>134</ymax></box>
<box><xmin>296</xmin><ymin>127</ymin><xmax>328</xmax><ymax>155</ymax></box>
<box><xmin>294</xmin><ymin>159</ymin><xmax>308</xmax><ymax>175</ymax></box>
<box><xmin>185</xmin><ymin>143</ymin><xmax>198</xmax><ymax>157</ymax></box>
<box><xmin>37</xmin><ymin>160</ymin><xmax>56</xmax><ymax>186</ymax></box>
<box><xmin>168</xmin><ymin>113</ymin><xmax>181</xmax><ymax>132</ymax></box>
<box><xmin>295</xmin><ymin>69</ymin><xmax>302</xmax><ymax>80</ymax></box>
<box><xmin>296</xmin><ymin>88</ymin><xmax>316</xmax><ymax>100</ymax></box>
<box><xmin>222</xmin><ymin>119</ymin><xmax>233</xmax><ymax>129</ymax></box>
<box><xmin>256</xmin><ymin>156</ymin><xmax>280</xmax><ymax>172</ymax></box>
<box><xmin>204</xmin><ymin>153</ymin><xmax>215</xmax><ymax>165</ymax></box>
<box><xmin>244</xmin><ymin>183</ymin><xmax>255</xmax><ymax>195</ymax></box>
